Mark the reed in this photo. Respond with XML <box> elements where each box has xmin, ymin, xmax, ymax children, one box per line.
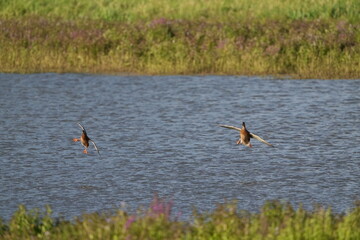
<box><xmin>1</xmin><ymin>197</ymin><xmax>360</xmax><ymax>239</ymax></box>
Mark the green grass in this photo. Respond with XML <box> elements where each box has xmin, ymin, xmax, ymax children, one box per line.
<box><xmin>0</xmin><ymin>0</ymin><xmax>359</xmax><ymax>78</ymax></box>
<box><xmin>1</xmin><ymin>16</ymin><xmax>359</xmax><ymax>78</ymax></box>
<box><xmin>1</xmin><ymin>197</ymin><xmax>360</xmax><ymax>239</ymax></box>
<box><xmin>1</xmin><ymin>0</ymin><xmax>360</xmax><ymax>22</ymax></box>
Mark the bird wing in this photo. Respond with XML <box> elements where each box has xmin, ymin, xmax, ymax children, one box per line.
<box><xmin>219</xmin><ymin>124</ymin><xmax>242</xmax><ymax>131</ymax></box>
<box><xmin>89</xmin><ymin>139</ymin><xmax>100</xmax><ymax>155</ymax></box>
<box><xmin>77</xmin><ymin>122</ymin><xmax>86</xmax><ymax>133</ymax></box>
<box><xmin>250</xmin><ymin>132</ymin><xmax>274</xmax><ymax>147</ymax></box>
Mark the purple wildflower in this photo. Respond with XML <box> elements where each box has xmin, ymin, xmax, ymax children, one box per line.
<box><xmin>150</xmin><ymin>18</ymin><xmax>169</xmax><ymax>27</ymax></box>
<box><xmin>125</xmin><ymin>215</ymin><xmax>136</xmax><ymax>230</ymax></box>
<box><xmin>148</xmin><ymin>193</ymin><xmax>173</xmax><ymax>219</ymax></box>
<box><xmin>265</xmin><ymin>45</ymin><xmax>281</xmax><ymax>56</ymax></box>
<box><xmin>217</xmin><ymin>39</ymin><xmax>227</xmax><ymax>49</ymax></box>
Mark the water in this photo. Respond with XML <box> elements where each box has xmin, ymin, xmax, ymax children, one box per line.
<box><xmin>0</xmin><ymin>73</ymin><xmax>359</xmax><ymax>221</ymax></box>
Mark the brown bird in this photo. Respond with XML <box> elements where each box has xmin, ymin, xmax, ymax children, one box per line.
<box><xmin>73</xmin><ymin>122</ymin><xmax>100</xmax><ymax>155</ymax></box>
<box><xmin>219</xmin><ymin>122</ymin><xmax>273</xmax><ymax>147</ymax></box>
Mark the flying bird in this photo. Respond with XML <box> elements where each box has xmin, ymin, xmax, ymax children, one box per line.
<box><xmin>219</xmin><ymin>122</ymin><xmax>273</xmax><ymax>147</ymax></box>
<box><xmin>73</xmin><ymin>122</ymin><xmax>100</xmax><ymax>155</ymax></box>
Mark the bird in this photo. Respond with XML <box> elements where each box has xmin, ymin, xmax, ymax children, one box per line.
<box><xmin>219</xmin><ymin>122</ymin><xmax>273</xmax><ymax>147</ymax></box>
<box><xmin>73</xmin><ymin>122</ymin><xmax>100</xmax><ymax>155</ymax></box>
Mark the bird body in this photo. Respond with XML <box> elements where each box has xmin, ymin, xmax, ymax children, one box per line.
<box><xmin>80</xmin><ymin>131</ymin><xmax>90</xmax><ymax>148</ymax></box>
<box><xmin>239</xmin><ymin>123</ymin><xmax>252</xmax><ymax>147</ymax></box>
<box><xmin>219</xmin><ymin>122</ymin><xmax>273</xmax><ymax>147</ymax></box>
<box><xmin>73</xmin><ymin>122</ymin><xmax>100</xmax><ymax>155</ymax></box>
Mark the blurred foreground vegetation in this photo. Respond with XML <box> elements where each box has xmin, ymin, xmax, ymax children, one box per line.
<box><xmin>0</xmin><ymin>0</ymin><xmax>360</xmax><ymax>78</ymax></box>
<box><xmin>1</xmin><ymin>196</ymin><xmax>360</xmax><ymax>239</ymax></box>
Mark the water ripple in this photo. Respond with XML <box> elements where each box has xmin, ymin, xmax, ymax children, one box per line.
<box><xmin>0</xmin><ymin>74</ymin><xmax>359</xmax><ymax>220</ymax></box>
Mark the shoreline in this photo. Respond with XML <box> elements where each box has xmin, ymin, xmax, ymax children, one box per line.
<box><xmin>1</xmin><ymin>70</ymin><xmax>359</xmax><ymax>80</ymax></box>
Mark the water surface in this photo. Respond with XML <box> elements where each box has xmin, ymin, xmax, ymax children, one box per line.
<box><xmin>0</xmin><ymin>74</ymin><xmax>359</xmax><ymax>221</ymax></box>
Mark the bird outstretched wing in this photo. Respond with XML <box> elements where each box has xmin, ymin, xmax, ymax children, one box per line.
<box><xmin>77</xmin><ymin>122</ymin><xmax>86</xmax><ymax>133</ymax></box>
<box><xmin>218</xmin><ymin>124</ymin><xmax>242</xmax><ymax>131</ymax></box>
<box><xmin>250</xmin><ymin>133</ymin><xmax>274</xmax><ymax>147</ymax></box>
<box><xmin>89</xmin><ymin>139</ymin><xmax>100</xmax><ymax>155</ymax></box>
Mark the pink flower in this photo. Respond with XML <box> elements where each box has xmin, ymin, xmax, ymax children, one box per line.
<box><xmin>148</xmin><ymin>194</ymin><xmax>173</xmax><ymax>219</ymax></box>
<box><xmin>125</xmin><ymin>215</ymin><xmax>136</xmax><ymax>229</ymax></box>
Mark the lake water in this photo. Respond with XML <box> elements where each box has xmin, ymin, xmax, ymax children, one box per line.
<box><xmin>0</xmin><ymin>73</ymin><xmax>359</xmax><ymax>221</ymax></box>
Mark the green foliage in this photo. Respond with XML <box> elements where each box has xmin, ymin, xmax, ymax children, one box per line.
<box><xmin>2</xmin><ymin>200</ymin><xmax>360</xmax><ymax>239</ymax></box>
<box><xmin>0</xmin><ymin>0</ymin><xmax>359</xmax><ymax>78</ymax></box>
<box><xmin>1</xmin><ymin>0</ymin><xmax>360</xmax><ymax>22</ymax></box>
<box><xmin>0</xmin><ymin>16</ymin><xmax>359</xmax><ymax>78</ymax></box>
<box><xmin>4</xmin><ymin>205</ymin><xmax>53</xmax><ymax>239</ymax></box>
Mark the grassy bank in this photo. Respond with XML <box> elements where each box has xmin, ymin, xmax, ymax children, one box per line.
<box><xmin>0</xmin><ymin>0</ymin><xmax>360</xmax><ymax>78</ymax></box>
<box><xmin>1</xmin><ymin>197</ymin><xmax>360</xmax><ymax>239</ymax></box>
<box><xmin>1</xmin><ymin>0</ymin><xmax>360</xmax><ymax>22</ymax></box>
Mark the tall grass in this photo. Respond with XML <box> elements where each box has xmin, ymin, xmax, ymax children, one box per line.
<box><xmin>1</xmin><ymin>197</ymin><xmax>360</xmax><ymax>239</ymax></box>
<box><xmin>0</xmin><ymin>16</ymin><xmax>359</xmax><ymax>78</ymax></box>
<box><xmin>1</xmin><ymin>0</ymin><xmax>360</xmax><ymax>77</ymax></box>
<box><xmin>1</xmin><ymin>0</ymin><xmax>360</xmax><ymax>22</ymax></box>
